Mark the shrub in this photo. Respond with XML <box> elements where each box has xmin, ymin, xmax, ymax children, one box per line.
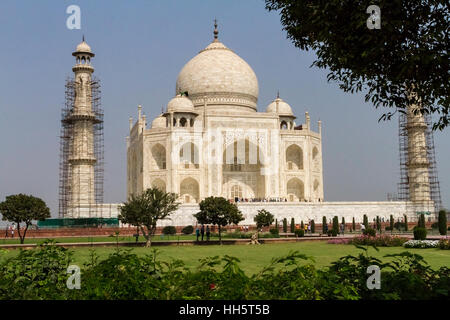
<box><xmin>352</xmin><ymin>217</ymin><xmax>356</xmax><ymax>231</ymax></box>
<box><xmin>295</xmin><ymin>229</ymin><xmax>305</xmax><ymax>237</ymax></box>
<box><xmin>283</xmin><ymin>218</ymin><xmax>288</xmax><ymax>233</ymax></box>
<box><xmin>438</xmin><ymin>239</ymin><xmax>450</xmax><ymax>250</ymax></box>
<box><xmin>363</xmin><ymin>214</ymin><xmax>368</xmax><ymax>229</ymax></box>
<box><xmin>385</xmin><ymin>226</ymin><xmax>392</xmax><ymax>231</ymax></box>
<box><xmin>350</xmin><ymin>234</ymin><xmax>407</xmax><ymax>247</ymax></box>
<box><xmin>274</xmin><ymin>219</ymin><xmax>278</xmax><ymax>229</ymax></box>
<box><xmin>332</xmin><ymin>216</ymin><xmax>339</xmax><ymax>235</ymax></box>
<box><xmin>394</xmin><ymin>222</ymin><xmax>405</xmax><ymax>231</ymax></box>
<box><xmin>181</xmin><ymin>225</ymin><xmax>194</xmax><ymax>235</ymax></box>
<box><xmin>390</xmin><ymin>215</ymin><xmax>394</xmax><ymax>231</ymax></box>
<box><xmin>418</xmin><ymin>214</ymin><xmax>426</xmax><ymax>228</ymax></box>
<box><xmin>413</xmin><ymin>227</ymin><xmax>427</xmax><ymax>240</ymax></box>
<box><xmin>310</xmin><ymin>220</ymin><xmax>315</xmax><ymax>233</ymax></box>
<box><xmin>404</xmin><ymin>215</ymin><xmax>408</xmax><ymax>231</ymax></box>
<box><xmin>290</xmin><ymin>218</ymin><xmax>295</xmax><ymax>233</ymax></box>
<box><xmin>438</xmin><ymin>210</ymin><xmax>447</xmax><ymax>236</ymax></box>
<box><xmin>376</xmin><ymin>216</ymin><xmax>381</xmax><ymax>232</ymax></box>
<box><xmin>300</xmin><ymin>220</ymin><xmax>304</xmax><ymax>231</ymax></box>
<box><xmin>269</xmin><ymin>228</ymin><xmax>279</xmax><ymax>236</ymax></box>
<box><xmin>162</xmin><ymin>226</ymin><xmax>176</xmax><ymax>235</ymax></box>
<box><xmin>363</xmin><ymin>228</ymin><xmax>376</xmax><ymax>237</ymax></box>
<box><xmin>322</xmin><ymin>216</ymin><xmax>327</xmax><ymax>234</ymax></box>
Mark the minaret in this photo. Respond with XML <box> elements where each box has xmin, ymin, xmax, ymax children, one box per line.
<box><xmin>406</xmin><ymin>103</ymin><xmax>431</xmax><ymax>204</ymax></box>
<box><xmin>68</xmin><ymin>37</ymin><xmax>97</xmax><ymax>213</ymax></box>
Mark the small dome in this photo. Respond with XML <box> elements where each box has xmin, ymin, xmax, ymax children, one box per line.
<box><xmin>167</xmin><ymin>94</ymin><xmax>195</xmax><ymax>113</ymax></box>
<box><xmin>152</xmin><ymin>115</ymin><xmax>166</xmax><ymax>128</ymax></box>
<box><xmin>266</xmin><ymin>97</ymin><xmax>293</xmax><ymax>116</ymax></box>
<box><xmin>76</xmin><ymin>41</ymin><xmax>91</xmax><ymax>53</ymax></box>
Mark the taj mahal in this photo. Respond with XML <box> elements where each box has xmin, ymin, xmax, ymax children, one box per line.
<box><xmin>61</xmin><ymin>23</ymin><xmax>437</xmax><ymax>226</ymax></box>
<box><xmin>127</xmin><ymin>23</ymin><xmax>323</xmax><ymax>205</ymax></box>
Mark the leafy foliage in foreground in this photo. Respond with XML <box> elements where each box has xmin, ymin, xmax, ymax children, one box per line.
<box><xmin>0</xmin><ymin>242</ymin><xmax>448</xmax><ymax>300</ymax></box>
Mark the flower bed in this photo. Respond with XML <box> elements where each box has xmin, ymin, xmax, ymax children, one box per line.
<box><xmin>349</xmin><ymin>234</ymin><xmax>407</xmax><ymax>247</ymax></box>
<box><xmin>403</xmin><ymin>240</ymin><xmax>439</xmax><ymax>248</ymax></box>
<box><xmin>327</xmin><ymin>238</ymin><xmax>351</xmax><ymax>244</ymax></box>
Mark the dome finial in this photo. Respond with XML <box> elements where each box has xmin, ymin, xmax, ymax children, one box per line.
<box><xmin>213</xmin><ymin>18</ymin><xmax>218</xmax><ymax>41</ymax></box>
<box><xmin>82</xmin><ymin>34</ymin><xmax>85</xmax><ymax>42</ymax></box>
<box><xmin>277</xmin><ymin>90</ymin><xmax>280</xmax><ymax>99</ymax></box>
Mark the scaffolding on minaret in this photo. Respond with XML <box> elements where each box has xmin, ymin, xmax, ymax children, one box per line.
<box><xmin>398</xmin><ymin>111</ymin><xmax>442</xmax><ymax>216</ymax></box>
<box><xmin>58</xmin><ymin>77</ymin><xmax>104</xmax><ymax>218</ymax></box>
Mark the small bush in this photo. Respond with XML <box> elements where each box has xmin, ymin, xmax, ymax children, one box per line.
<box><xmin>350</xmin><ymin>235</ymin><xmax>407</xmax><ymax>247</ymax></box>
<box><xmin>438</xmin><ymin>239</ymin><xmax>450</xmax><ymax>250</ymax></box>
<box><xmin>413</xmin><ymin>227</ymin><xmax>427</xmax><ymax>240</ymax></box>
<box><xmin>385</xmin><ymin>226</ymin><xmax>392</xmax><ymax>231</ymax></box>
<box><xmin>181</xmin><ymin>225</ymin><xmax>194</xmax><ymax>235</ymax></box>
<box><xmin>269</xmin><ymin>228</ymin><xmax>279</xmax><ymax>236</ymax></box>
<box><xmin>310</xmin><ymin>220</ymin><xmax>315</xmax><ymax>233</ymax></box>
<box><xmin>363</xmin><ymin>228</ymin><xmax>376</xmax><ymax>237</ymax></box>
<box><xmin>394</xmin><ymin>222</ymin><xmax>405</xmax><ymax>230</ymax></box>
<box><xmin>295</xmin><ymin>229</ymin><xmax>305</xmax><ymax>237</ymax></box>
<box><xmin>162</xmin><ymin>226</ymin><xmax>176</xmax><ymax>235</ymax></box>
<box><xmin>283</xmin><ymin>218</ymin><xmax>288</xmax><ymax>233</ymax></box>
<box><xmin>438</xmin><ymin>210</ymin><xmax>447</xmax><ymax>236</ymax></box>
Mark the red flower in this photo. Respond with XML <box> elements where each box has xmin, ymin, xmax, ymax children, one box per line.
<box><xmin>209</xmin><ymin>283</ymin><xmax>216</xmax><ymax>290</ymax></box>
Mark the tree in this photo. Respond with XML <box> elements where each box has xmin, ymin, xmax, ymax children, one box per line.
<box><xmin>275</xmin><ymin>218</ymin><xmax>278</xmax><ymax>229</ymax></box>
<box><xmin>352</xmin><ymin>217</ymin><xmax>356</xmax><ymax>232</ymax></box>
<box><xmin>265</xmin><ymin>1</ymin><xmax>450</xmax><ymax>130</ymax></box>
<box><xmin>438</xmin><ymin>210</ymin><xmax>447</xmax><ymax>236</ymax></box>
<box><xmin>0</xmin><ymin>194</ymin><xmax>50</xmax><ymax>244</ymax></box>
<box><xmin>418</xmin><ymin>213</ymin><xmax>426</xmax><ymax>228</ymax></box>
<box><xmin>290</xmin><ymin>217</ymin><xmax>295</xmax><ymax>233</ymax></box>
<box><xmin>283</xmin><ymin>218</ymin><xmax>288</xmax><ymax>233</ymax></box>
<box><xmin>390</xmin><ymin>215</ymin><xmax>395</xmax><ymax>233</ymax></box>
<box><xmin>254</xmin><ymin>209</ymin><xmax>274</xmax><ymax>231</ymax></box>
<box><xmin>119</xmin><ymin>188</ymin><xmax>179</xmax><ymax>247</ymax></box>
<box><xmin>300</xmin><ymin>220</ymin><xmax>304</xmax><ymax>231</ymax></box>
<box><xmin>404</xmin><ymin>215</ymin><xmax>408</xmax><ymax>231</ymax></box>
<box><xmin>376</xmin><ymin>216</ymin><xmax>381</xmax><ymax>233</ymax></box>
<box><xmin>363</xmin><ymin>215</ymin><xmax>369</xmax><ymax>229</ymax></box>
<box><xmin>322</xmin><ymin>216</ymin><xmax>327</xmax><ymax>234</ymax></box>
<box><xmin>194</xmin><ymin>197</ymin><xmax>244</xmax><ymax>244</ymax></box>
<box><xmin>341</xmin><ymin>217</ymin><xmax>346</xmax><ymax>231</ymax></box>
<box><xmin>310</xmin><ymin>219</ymin><xmax>315</xmax><ymax>233</ymax></box>
<box><xmin>332</xmin><ymin>216</ymin><xmax>339</xmax><ymax>236</ymax></box>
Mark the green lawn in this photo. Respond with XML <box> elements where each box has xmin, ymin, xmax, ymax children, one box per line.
<box><xmin>1</xmin><ymin>241</ymin><xmax>448</xmax><ymax>275</ymax></box>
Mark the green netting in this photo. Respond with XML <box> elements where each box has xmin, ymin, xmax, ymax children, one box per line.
<box><xmin>37</xmin><ymin>218</ymin><xmax>119</xmax><ymax>229</ymax></box>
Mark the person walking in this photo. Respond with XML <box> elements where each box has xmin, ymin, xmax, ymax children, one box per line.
<box><xmin>195</xmin><ymin>226</ymin><xmax>200</xmax><ymax>242</ymax></box>
<box><xmin>307</xmin><ymin>224</ymin><xmax>311</xmax><ymax>234</ymax></box>
<box><xmin>206</xmin><ymin>225</ymin><xmax>210</xmax><ymax>241</ymax></box>
<box><xmin>340</xmin><ymin>223</ymin><xmax>345</xmax><ymax>236</ymax></box>
<box><xmin>201</xmin><ymin>225</ymin><xmax>205</xmax><ymax>241</ymax></box>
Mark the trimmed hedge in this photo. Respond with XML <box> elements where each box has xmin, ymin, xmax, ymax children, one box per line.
<box><xmin>413</xmin><ymin>227</ymin><xmax>427</xmax><ymax>240</ymax></box>
<box><xmin>162</xmin><ymin>226</ymin><xmax>176</xmax><ymax>235</ymax></box>
<box><xmin>181</xmin><ymin>225</ymin><xmax>194</xmax><ymax>235</ymax></box>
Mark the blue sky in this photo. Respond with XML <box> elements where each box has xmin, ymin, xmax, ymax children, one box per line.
<box><xmin>0</xmin><ymin>0</ymin><xmax>448</xmax><ymax>218</ymax></box>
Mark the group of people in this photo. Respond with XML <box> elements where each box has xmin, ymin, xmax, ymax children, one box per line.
<box><xmin>195</xmin><ymin>225</ymin><xmax>211</xmax><ymax>241</ymax></box>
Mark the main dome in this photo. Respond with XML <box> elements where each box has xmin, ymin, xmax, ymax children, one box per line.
<box><xmin>175</xmin><ymin>39</ymin><xmax>259</xmax><ymax>112</ymax></box>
